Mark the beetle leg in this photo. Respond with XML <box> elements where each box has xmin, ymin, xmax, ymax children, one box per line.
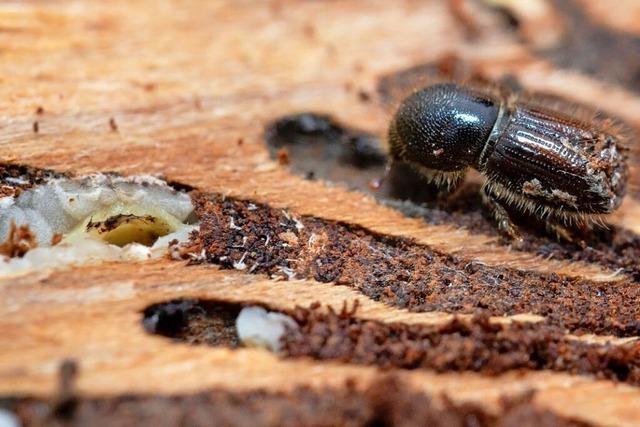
<box><xmin>546</xmin><ymin>221</ymin><xmax>573</xmax><ymax>242</ymax></box>
<box><xmin>546</xmin><ymin>219</ymin><xmax>587</xmax><ymax>247</ymax></box>
<box><xmin>481</xmin><ymin>186</ymin><xmax>523</xmax><ymax>241</ymax></box>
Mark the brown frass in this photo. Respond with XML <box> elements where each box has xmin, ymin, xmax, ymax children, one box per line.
<box><xmin>142</xmin><ymin>299</ymin><xmax>640</xmax><ymax>387</ymax></box>
<box><xmin>188</xmin><ymin>193</ymin><xmax>640</xmax><ymax>337</ymax></box>
<box><xmin>283</xmin><ymin>303</ymin><xmax>640</xmax><ymax>386</ymax></box>
<box><xmin>0</xmin><ymin>163</ymin><xmax>65</xmax><ymax>198</ymax></box>
<box><xmin>0</xmin><ymin>222</ymin><xmax>37</xmax><ymax>258</ymax></box>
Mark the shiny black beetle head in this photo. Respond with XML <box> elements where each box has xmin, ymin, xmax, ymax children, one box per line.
<box><xmin>388</xmin><ymin>83</ymin><xmax>501</xmax><ymax>172</ymax></box>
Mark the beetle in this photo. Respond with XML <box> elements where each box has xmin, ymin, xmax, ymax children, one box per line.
<box><xmin>387</xmin><ymin>82</ymin><xmax>629</xmax><ymax>240</ymax></box>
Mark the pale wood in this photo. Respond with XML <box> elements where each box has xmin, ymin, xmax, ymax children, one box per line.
<box><xmin>1</xmin><ymin>0</ymin><xmax>640</xmax><ymax>424</ymax></box>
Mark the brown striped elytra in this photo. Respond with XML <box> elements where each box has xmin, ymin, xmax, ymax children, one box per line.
<box><xmin>388</xmin><ymin>83</ymin><xmax>629</xmax><ymax>241</ymax></box>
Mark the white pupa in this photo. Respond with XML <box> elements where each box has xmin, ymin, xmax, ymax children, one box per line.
<box><xmin>235</xmin><ymin>306</ymin><xmax>298</xmax><ymax>352</ymax></box>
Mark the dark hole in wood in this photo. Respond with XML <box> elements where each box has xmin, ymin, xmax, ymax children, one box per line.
<box><xmin>143</xmin><ymin>299</ymin><xmax>242</xmax><ymax>348</ymax></box>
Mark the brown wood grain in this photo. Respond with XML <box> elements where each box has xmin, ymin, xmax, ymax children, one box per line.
<box><xmin>1</xmin><ymin>0</ymin><xmax>640</xmax><ymax>425</ymax></box>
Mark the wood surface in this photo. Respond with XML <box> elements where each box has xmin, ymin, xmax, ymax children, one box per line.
<box><xmin>2</xmin><ymin>0</ymin><xmax>640</xmax><ymax>425</ymax></box>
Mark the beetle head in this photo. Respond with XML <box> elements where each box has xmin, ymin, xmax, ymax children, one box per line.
<box><xmin>388</xmin><ymin>83</ymin><xmax>500</xmax><ymax>172</ymax></box>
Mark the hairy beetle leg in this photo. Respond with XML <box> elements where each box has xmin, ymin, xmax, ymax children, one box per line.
<box><xmin>545</xmin><ymin>221</ymin><xmax>588</xmax><ymax>247</ymax></box>
<box><xmin>482</xmin><ymin>187</ymin><xmax>523</xmax><ymax>242</ymax></box>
